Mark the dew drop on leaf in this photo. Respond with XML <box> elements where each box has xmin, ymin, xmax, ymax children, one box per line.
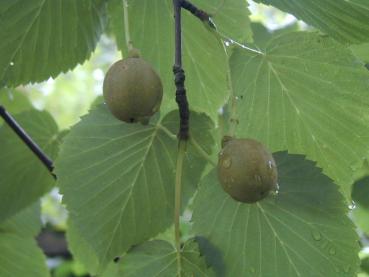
<box><xmin>348</xmin><ymin>201</ymin><xmax>356</xmax><ymax>210</ymax></box>
<box><xmin>311</xmin><ymin>230</ymin><xmax>322</xmax><ymax>241</ymax></box>
<box><xmin>249</xmin><ymin>267</ymin><xmax>256</xmax><ymax>273</ymax></box>
<box><xmin>329</xmin><ymin>247</ymin><xmax>336</xmax><ymax>255</ymax></box>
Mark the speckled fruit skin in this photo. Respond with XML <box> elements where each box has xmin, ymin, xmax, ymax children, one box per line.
<box><xmin>218</xmin><ymin>138</ymin><xmax>278</xmax><ymax>203</ymax></box>
<box><xmin>103</xmin><ymin>57</ymin><xmax>163</xmax><ymax>123</ymax></box>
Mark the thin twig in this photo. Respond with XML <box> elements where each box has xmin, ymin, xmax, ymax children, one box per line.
<box><xmin>173</xmin><ymin>0</ymin><xmax>190</xmax><ymax>140</ymax></box>
<box><xmin>0</xmin><ymin>105</ymin><xmax>55</xmax><ymax>178</ymax></box>
<box><xmin>181</xmin><ymin>0</ymin><xmax>215</xmax><ymax>28</ymax></box>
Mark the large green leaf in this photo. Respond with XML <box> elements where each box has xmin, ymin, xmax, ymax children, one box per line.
<box><xmin>192</xmin><ymin>152</ymin><xmax>360</xmax><ymax>276</ymax></box>
<box><xmin>0</xmin><ymin>110</ymin><xmax>59</xmax><ymax>222</ymax></box>
<box><xmin>0</xmin><ymin>0</ymin><xmax>107</xmax><ymax>87</ymax></box>
<box><xmin>192</xmin><ymin>0</ymin><xmax>252</xmax><ymax>42</ymax></box>
<box><xmin>119</xmin><ymin>239</ymin><xmax>214</xmax><ymax>276</ymax></box>
<box><xmin>0</xmin><ymin>233</ymin><xmax>49</xmax><ymax>277</ymax></box>
<box><xmin>56</xmin><ymin>104</ymin><xmax>214</xmax><ymax>269</ymax></box>
<box><xmin>0</xmin><ymin>201</ymin><xmax>41</xmax><ymax>237</ymax></box>
<box><xmin>108</xmin><ymin>0</ymin><xmax>229</xmax><ymax>120</ymax></box>
<box><xmin>230</xmin><ymin>31</ymin><xmax>369</xmax><ymax>197</ymax></box>
<box><xmin>253</xmin><ymin>0</ymin><xmax>369</xmax><ymax>44</ymax></box>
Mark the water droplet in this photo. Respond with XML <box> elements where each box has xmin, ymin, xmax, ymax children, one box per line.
<box><xmin>344</xmin><ymin>265</ymin><xmax>350</xmax><ymax>273</ymax></box>
<box><xmin>222</xmin><ymin>157</ymin><xmax>232</xmax><ymax>168</ymax></box>
<box><xmin>311</xmin><ymin>230</ymin><xmax>322</xmax><ymax>241</ymax></box>
<box><xmin>329</xmin><ymin>247</ymin><xmax>336</xmax><ymax>255</ymax></box>
<box><xmin>249</xmin><ymin>267</ymin><xmax>255</xmax><ymax>273</ymax></box>
<box><xmin>348</xmin><ymin>201</ymin><xmax>356</xmax><ymax>210</ymax></box>
<box><xmin>9</xmin><ymin>62</ymin><xmax>14</xmax><ymax>66</ymax></box>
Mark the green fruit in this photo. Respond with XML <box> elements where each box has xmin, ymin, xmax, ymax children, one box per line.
<box><xmin>218</xmin><ymin>138</ymin><xmax>278</xmax><ymax>203</ymax></box>
<box><xmin>103</xmin><ymin>56</ymin><xmax>163</xmax><ymax>123</ymax></box>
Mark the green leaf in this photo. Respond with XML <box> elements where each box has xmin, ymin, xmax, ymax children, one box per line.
<box><xmin>230</xmin><ymin>31</ymin><xmax>369</xmax><ymax>197</ymax></box>
<box><xmin>350</xmin><ymin>43</ymin><xmax>369</xmax><ymax>63</ymax></box>
<box><xmin>0</xmin><ymin>202</ymin><xmax>41</xmax><ymax>237</ymax></box>
<box><xmin>55</xmin><ymin>104</ymin><xmax>214</xmax><ymax>268</ymax></box>
<box><xmin>0</xmin><ymin>233</ymin><xmax>49</xmax><ymax>277</ymax></box>
<box><xmin>108</xmin><ymin>0</ymin><xmax>229</xmax><ymax>120</ymax></box>
<box><xmin>119</xmin><ymin>239</ymin><xmax>214</xmax><ymax>276</ymax></box>
<box><xmin>192</xmin><ymin>0</ymin><xmax>252</xmax><ymax>42</ymax></box>
<box><xmin>253</xmin><ymin>0</ymin><xmax>369</xmax><ymax>44</ymax></box>
<box><xmin>0</xmin><ymin>110</ymin><xmax>59</xmax><ymax>222</ymax></box>
<box><xmin>0</xmin><ymin>88</ymin><xmax>33</xmax><ymax>115</ymax></box>
<box><xmin>192</xmin><ymin>152</ymin><xmax>360</xmax><ymax>276</ymax></box>
<box><xmin>66</xmin><ymin>219</ymin><xmax>100</xmax><ymax>275</ymax></box>
<box><xmin>0</xmin><ymin>0</ymin><xmax>107</xmax><ymax>87</ymax></box>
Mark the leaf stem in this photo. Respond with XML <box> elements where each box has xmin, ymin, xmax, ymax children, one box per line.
<box><xmin>190</xmin><ymin>137</ymin><xmax>216</xmax><ymax>166</ymax></box>
<box><xmin>175</xmin><ymin>140</ymin><xmax>186</xmax><ymax>276</ymax></box>
<box><xmin>123</xmin><ymin>0</ymin><xmax>133</xmax><ymax>51</ymax></box>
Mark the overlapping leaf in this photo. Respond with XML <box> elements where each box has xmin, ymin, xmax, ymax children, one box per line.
<box><xmin>193</xmin><ymin>152</ymin><xmax>359</xmax><ymax>276</ymax></box>
<box><xmin>0</xmin><ymin>110</ymin><xmax>59</xmax><ymax>222</ymax></box>
<box><xmin>56</xmin><ymin>104</ymin><xmax>214</xmax><ymax>269</ymax></box>
<box><xmin>253</xmin><ymin>0</ymin><xmax>369</xmax><ymax>44</ymax></box>
<box><xmin>0</xmin><ymin>0</ymin><xmax>107</xmax><ymax>87</ymax></box>
<box><xmin>230</xmin><ymin>31</ymin><xmax>369</xmax><ymax>197</ymax></box>
<box><xmin>192</xmin><ymin>0</ymin><xmax>252</xmax><ymax>42</ymax></box>
<box><xmin>119</xmin><ymin>239</ymin><xmax>214</xmax><ymax>276</ymax></box>
<box><xmin>108</xmin><ymin>0</ymin><xmax>229</xmax><ymax>120</ymax></box>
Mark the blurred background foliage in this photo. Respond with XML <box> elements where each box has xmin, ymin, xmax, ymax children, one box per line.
<box><xmin>1</xmin><ymin>1</ymin><xmax>368</xmax><ymax>276</ymax></box>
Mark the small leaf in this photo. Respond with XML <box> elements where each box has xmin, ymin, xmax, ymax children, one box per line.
<box><xmin>253</xmin><ymin>0</ymin><xmax>369</xmax><ymax>44</ymax></box>
<box><xmin>56</xmin><ymin>104</ymin><xmax>214</xmax><ymax>268</ymax></box>
<box><xmin>231</xmin><ymin>31</ymin><xmax>369</xmax><ymax>197</ymax></box>
<box><xmin>0</xmin><ymin>0</ymin><xmax>107</xmax><ymax>87</ymax></box>
<box><xmin>0</xmin><ymin>110</ymin><xmax>59</xmax><ymax>222</ymax></box>
<box><xmin>192</xmin><ymin>152</ymin><xmax>360</xmax><ymax>276</ymax></box>
<box><xmin>0</xmin><ymin>233</ymin><xmax>49</xmax><ymax>277</ymax></box>
<box><xmin>119</xmin><ymin>239</ymin><xmax>214</xmax><ymax>277</ymax></box>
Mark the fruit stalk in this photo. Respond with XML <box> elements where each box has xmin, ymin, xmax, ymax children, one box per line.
<box><xmin>123</xmin><ymin>0</ymin><xmax>133</xmax><ymax>51</ymax></box>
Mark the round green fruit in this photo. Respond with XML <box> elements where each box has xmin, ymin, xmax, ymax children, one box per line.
<box><xmin>218</xmin><ymin>138</ymin><xmax>278</xmax><ymax>203</ymax></box>
<box><xmin>103</xmin><ymin>56</ymin><xmax>163</xmax><ymax>123</ymax></box>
